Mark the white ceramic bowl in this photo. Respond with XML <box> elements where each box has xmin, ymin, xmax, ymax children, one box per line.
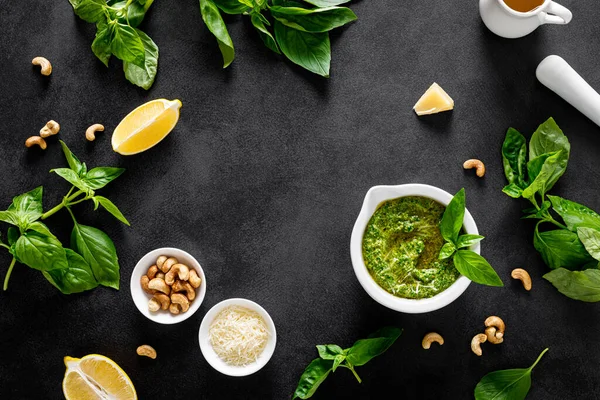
<box><xmin>198</xmin><ymin>298</ymin><xmax>277</xmax><ymax>377</ymax></box>
<box><xmin>350</xmin><ymin>184</ymin><xmax>479</xmax><ymax>314</ymax></box>
<box><xmin>130</xmin><ymin>247</ymin><xmax>206</xmax><ymax>324</ymax></box>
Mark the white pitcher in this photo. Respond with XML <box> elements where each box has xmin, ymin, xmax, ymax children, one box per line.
<box><xmin>479</xmin><ymin>0</ymin><xmax>572</xmax><ymax>39</ymax></box>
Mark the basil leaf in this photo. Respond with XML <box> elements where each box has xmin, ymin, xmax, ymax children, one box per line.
<box><xmin>251</xmin><ymin>13</ymin><xmax>281</xmax><ymax>54</ymax></box>
<box><xmin>439</xmin><ymin>242</ymin><xmax>456</xmax><ymax>260</ymax></box>
<box><xmin>529</xmin><ymin>117</ymin><xmax>570</xmax><ymax>160</ymax></box>
<box><xmin>43</xmin><ymin>249</ymin><xmax>99</xmax><ymax>294</ymax></box>
<box><xmin>92</xmin><ymin>24</ymin><xmax>113</xmax><ymax>67</ymax></box>
<box><xmin>269</xmin><ymin>6</ymin><xmax>357</xmax><ymax>33</ymax></box>
<box><xmin>110</xmin><ymin>22</ymin><xmax>146</xmax><ymax>67</ymax></box>
<box><xmin>71</xmin><ymin>223</ymin><xmax>120</xmax><ymax>289</ymax></box>
<box><xmin>548</xmin><ymin>195</ymin><xmax>600</xmax><ymax>231</ymax></box>
<box><xmin>27</xmin><ymin>222</ymin><xmax>56</xmax><ymax>239</ymax></box>
<box><xmin>302</xmin><ymin>0</ymin><xmax>350</xmax><ymax>6</ymax></box>
<box><xmin>94</xmin><ymin>196</ymin><xmax>130</xmax><ymax>226</ymax></box>
<box><xmin>577</xmin><ymin>227</ymin><xmax>600</xmax><ymax>261</ymax></box>
<box><xmin>501</xmin><ymin>127</ymin><xmax>528</xmax><ymax>188</ymax></box>
<box><xmin>51</xmin><ymin>168</ymin><xmax>90</xmax><ymax>193</ymax></box>
<box><xmin>0</xmin><ymin>210</ymin><xmax>19</xmax><ymax>227</ymax></box>
<box><xmin>316</xmin><ymin>344</ymin><xmax>343</xmax><ymax>360</ymax></box>
<box><xmin>275</xmin><ymin>21</ymin><xmax>330</xmax><ymax>77</ymax></box>
<box><xmin>14</xmin><ymin>231</ymin><xmax>68</xmax><ymax>271</ymax></box>
<box><xmin>83</xmin><ymin>167</ymin><xmax>125</xmax><ymax>189</ymax></box>
<box><xmin>124</xmin><ymin>1</ymin><xmax>146</xmax><ymax>27</ymax></box>
<box><xmin>526</xmin><ymin>152</ymin><xmax>553</xmax><ymax>182</ymax></box>
<box><xmin>502</xmin><ymin>183</ymin><xmax>523</xmax><ymax>199</ymax></box>
<box><xmin>533</xmin><ymin>225</ymin><xmax>594</xmax><ymax>270</ymax></box>
<box><xmin>7</xmin><ymin>227</ymin><xmax>18</xmax><ymax>246</ymax></box>
<box><xmin>71</xmin><ymin>0</ymin><xmax>106</xmax><ymax>23</ymax></box>
<box><xmin>453</xmin><ymin>250</ymin><xmax>503</xmax><ymax>287</ymax></box>
<box><xmin>456</xmin><ymin>234</ymin><xmax>484</xmax><ymax>249</ymax></box>
<box><xmin>8</xmin><ymin>186</ymin><xmax>44</xmax><ymax>227</ymax></box>
<box><xmin>544</xmin><ymin>268</ymin><xmax>600</xmax><ymax>302</ymax></box>
<box><xmin>213</xmin><ymin>0</ymin><xmax>250</xmax><ymax>14</ymax></box>
<box><xmin>474</xmin><ymin>348</ymin><xmax>548</xmax><ymax>400</ymax></box>
<box><xmin>522</xmin><ymin>151</ymin><xmax>568</xmax><ymax>200</ymax></box>
<box><xmin>123</xmin><ymin>29</ymin><xmax>158</xmax><ymax>90</ymax></box>
<box><xmin>521</xmin><ymin>201</ymin><xmax>551</xmax><ymax>221</ymax></box>
<box><xmin>200</xmin><ymin>0</ymin><xmax>235</xmax><ymax>68</ymax></box>
<box><xmin>345</xmin><ymin>327</ymin><xmax>402</xmax><ymax>367</ymax></box>
<box><xmin>59</xmin><ymin>140</ymin><xmax>86</xmax><ymax>176</ymax></box>
<box><xmin>332</xmin><ymin>354</ymin><xmax>345</xmax><ymax>372</ymax></box>
<box><xmin>439</xmin><ymin>188</ymin><xmax>465</xmax><ymax>244</ymax></box>
<box><xmin>292</xmin><ymin>358</ymin><xmax>333</xmax><ymax>399</ymax></box>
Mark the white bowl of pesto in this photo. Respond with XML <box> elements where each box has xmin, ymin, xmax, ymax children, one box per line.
<box><xmin>351</xmin><ymin>184</ymin><xmax>478</xmax><ymax>314</ymax></box>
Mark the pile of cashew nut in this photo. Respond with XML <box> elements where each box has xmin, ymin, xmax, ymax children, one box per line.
<box><xmin>141</xmin><ymin>255</ymin><xmax>202</xmax><ymax>315</ymax></box>
<box><xmin>471</xmin><ymin>316</ymin><xmax>505</xmax><ymax>356</ymax></box>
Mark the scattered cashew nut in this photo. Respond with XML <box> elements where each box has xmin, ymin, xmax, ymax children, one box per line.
<box><xmin>165</xmin><ymin>264</ymin><xmax>190</xmax><ymax>285</ymax></box>
<box><xmin>172</xmin><ymin>280</ymin><xmax>196</xmax><ymax>301</ymax></box>
<box><xmin>422</xmin><ymin>332</ymin><xmax>444</xmax><ymax>349</ymax></box>
<box><xmin>85</xmin><ymin>124</ymin><xmax>104</xmax><ymax>142</ymax></box>
<box><xmin>463</xmin><ymin>159</ymin><xmax>486</xmax><ymax>177</ymax></box>
<box><xmin>148</xmin><ymin>278</ymin><xmax>170</xmax><ymax>295</ymax></box>
<box><xmin>25</xmin><ymin>136</ymin><xmax>47</xmax><ymax>150</ymax></box>
<box><xmin>140</xmin><ymin>275</ymin><xmax>156</xmax><ymax>295</ymax></box>
<box><xmin>511</xmin><ymin>268</ymin><xmax>532</xmax><ymax>291</ymax></box>
<box><xmin>485</xmin><ymin>326</ymin><xmax>504</xmax><ymax>344</ymax></box>
<box><xmin>471</xmin><ymin>333</ymin><xmax>487</xmax><ymax>356</ymax></box>
<box><xmin>32</xmin><ymin>57</ymin><xmax>52</xmax><ymax>76</ymax></box>
<box><xmin>484</xmin><ymin>316</ymin><xmax>505</xmax><ymax>340</ymax></box>
<box><xmin>159</xmin><ymin>257</ymin><xmax>178</xmax><ymax>273</ymax></box>
<box><xmin>188</xmin><ymin>269</ymin><xmax>202</xmax><ymax>289</ymax></box>
<box><xmin>147</xmin><ymin>265</ymin><xmax>158</xmax><ymax>280</ymax></box>
<box><xmin>40</xmin><ymin>120</ymin><xmax>60</xmax><ymax>138</ymax></box>
<box><xmin>136</xmin><ymin>345</ymin><xmax>157</xmax><ymax>359</ymax></box>
<box><xmin>171</xmin><ymin>293</ymin><xmax>190</xmax><ymax>313</ymax></box>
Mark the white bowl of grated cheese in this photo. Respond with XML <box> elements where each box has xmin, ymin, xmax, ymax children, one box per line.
<box><xmin>198</xmin><ymin>298</ymin><xmax>276</xmax><ymax>377</ymax></box>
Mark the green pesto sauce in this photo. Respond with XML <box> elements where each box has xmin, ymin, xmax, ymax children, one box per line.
<box><xmin>362</xmin><ymin>196</ymin><xmax>460</xmax><ymax>299</ymax></box>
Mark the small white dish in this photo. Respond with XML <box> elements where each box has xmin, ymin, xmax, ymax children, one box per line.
<box><xmin>198</xmin><ymin>298</ymin><xmax>277</xmax><ymax>377</ymax></box>
<box><xmin>130</xmin><ymin>247</ymin><xmax>206</xmax><ymax>324</ymax></box>
<box><xmin>350</xmin><ymin>184</ymin><xmax>478</xmax><ymax>314</ymax></box>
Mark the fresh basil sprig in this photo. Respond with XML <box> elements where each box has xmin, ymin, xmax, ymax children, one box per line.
<box><xmin>199</xmin><ymin>0</ymin><xmax>357</xmax><ymax>77</ymax></box>
<box><xmin>501</xmin><ymin>118</ymin><xmax>600</xmax><ymax>301</ymax></box>
<box><xmin>475</xmin><ymin>348</ymin><xmax>549</xmax><ymax>400</ymax></box>
<box><xmin>0</xmin><ymin>141</ymin><xmax>128</xmax><ymax>293</ymax></box>
<box><xmin>438</xmin><ymin>188</ymin><xmax>503</xmax><ymax>287</ymax></box>
<box><xmin>68</xmin><ymin>0</ymin><xmax>159</xmax><ymax>89</ymax></box>
<box><xmin>293</xmin><ymin>327</ymin><xmax>401</xmax><ymax>399</ymax></box>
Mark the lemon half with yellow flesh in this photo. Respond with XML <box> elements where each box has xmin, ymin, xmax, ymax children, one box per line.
<box><xmin>112</xmin><ymin>99</ymin><xmax>182</xmax><ymax>155</ymax></box>
<box><xmin>62</xmin><ymin>354</ymin><xmax>137</xmax><ymax>400</ymax></box>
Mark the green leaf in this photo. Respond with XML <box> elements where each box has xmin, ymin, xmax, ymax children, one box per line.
<box><xmin>332</xmin><ymin>354</ymin><xmax>345</xmax><ymax>372</ymax></box>
<box><xmin>529</xmin><ymin>117</ymin><xmax>570</xmax><ymax>160</ymax></box>
<box><xmin>94</xmin><ymin>196</ymin><xmax>130</xmax><ymax>226</ymax></box>
<box><xmin>124</xmin><ymin>1</ymin><xmax>147</xmax><ymax>27</ymax></box>
<box><xmin>302</xmin><ymin>0</ymin><xmax>350</xmax><ymax>6</ymax></box>
<box><xmin>521</xmin><ymin>200</ymin><xmax>551</xmax><ymax>221</ymax></box>
<box><xmin>474</xmin><ymin>348</ymin><xmax>549</xmax><ymax>400</ymax></box>
<box><xmin>501</xmin><ymin>127</ymin><xmax>528</xmax><ymax>188</ymax></box>
<box><xmin>456</xmin><ymin>234</ymin><xmax>484</xmax><ymax>249</ymax></box>
<box><xmin>522</xmin><ymin>151</ymin><xmax>568</xmax><ymax>200</ymax></box>
<box><xmin>439</xmin><ymin>188</ymin><xmax>465</xmax><ymax>244</ymax></box>
<box><xmin>544</xmin><ymin>268</ymin><xmax>600</xmax><ymax>302</ymax></box>
<box><xmin>71</xmin><ymin>223</ymin><xmax>120</xmax><ymax>289</ymax></box>
<box><xmin>14</xmin><ymin>231</ymin><xmax>68</xmax><ymax>271</ymax></box>
<box><xmin>71</xmin><ymin>0</ymin><xmax>106</xmax><ymax>23</ymax></box>
<box><xmin>92</xmin><ymin>24</ymin><xmax>113</xmax><ymax>67</ymax></box>
<box><xmin>27</xmin><ymin>222</ymin><xmax>56</xmax><ymax>239</ymax></box>
<box><xmin>502</xmin><ymin>183</ymin><xmax>523</xmax><ymax>199</ymax></box>
<box><xmin>577</xmin><ymin>227</ymin><xmax>600</xmax><ymax>261</ymax></box>
<box><xmin>453</xmin><ymin>250</ymin><xmax>503</xmax><ymax>287</ymax></box>
<box><xmin>51</xmin><ymin>168</ymin><xmax>90</xmax><ymax>193</ymax></box>
<box><xmin>533</xmin><ymin>225</ymin><xmax>595</xmax><ymax>270</ymax></box>
<box><xmin>59</xmin><ymin>141</ymin><xmax>86</xmax><ymax>176</ymax></box>
<box><xmin>548</xmin><ymin>195</ymin><xmax>600</xmax><ymax>231</ymax></box>
<box><xmin>213</xmin><ymin>0</ymin><xmax>250</xmax><ymax>14</ymax></box>
<box><xmin>123</xmin><ymin>29</ymin><xmax>158</xmax><ymax>90</ymax></box>
<box><xmin>439</xmin><ymin>242</ymin><xmax>456</xmax><ymax>260</ymax></box>
<box><xmin>269</xmin><ymin>6</ymin><xmax>357</xmax><ymax>33</ymax></box>
<box><xmin>251</xmin><ymin>13</ymin><xmax>281</xmax><ymax>54</ymax></box>
<box><xmin>43</xmin><ymin>249</ymin><xmax>99</xmax><ymax>294</ymax></box>
<box><xmin>316</xmin><ymin>344</ymin><xmax>344</xmax><ymax>360</ymax></box>
<box><xmin>292</xmin><ymin>358</ymin><xmax>333</xmax><ymax>399</ymax></box>
<box><xmin>0</xmin><ymin>210</ymin><xmax>19</xmax><ymax>227</ymax></box>
<box><xmin>110</xmin><ymin>22</ymin><xmax>146</xmax><ymax>67</ymax></box>
<box><xmin>345</xmin><ymin>327</ymin><xmax>402</xmax><ymax>367</ymax></box>
<box><xmin>7</xmin><ymin>227</ymin><xmax>18</xmax><ymax>246</ymax></box>
<box><xmin>526</xmin><ymin>152</ymin><xmax>553</xmax><ymax>182</ymax></box>
<box><xmin>8</xmin><ymin>186</ymin><xmax>44</xmax><ymax>227</ymax></box>
<box><xmin>274</xmin><ymin>21</ymin><xmax>330</xmax><ymax>77</ymax></box>
<box><xmin>83</xmin><ymin>167</ymin><xmax>126</xmax><ymax>189</ymax></box>
<box><xmin>200</xmin><ymin>0</ymin><xmax>235</xmax><ymax>68</ymax></box>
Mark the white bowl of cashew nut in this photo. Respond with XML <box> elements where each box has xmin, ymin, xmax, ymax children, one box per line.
<box><xmin>350</xmin><ymin>184</ymin><xmax>476</xmax><ymax>314</ymax></box>
<box><xmin>130</xmin><ymin>247</ymin><xmax>206</xmax><ymax>324</ymax></box>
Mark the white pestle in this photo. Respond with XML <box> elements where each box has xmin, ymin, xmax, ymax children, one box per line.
<box><xmin>536</xmin><ymin>55</ymin><xmax>600</xmax><ymax>128</ymax></box>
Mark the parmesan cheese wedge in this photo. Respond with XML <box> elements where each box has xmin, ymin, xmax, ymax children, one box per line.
<box><xmin>413</xmin><ymin>83</ymin><xmax>454</xmax><ymax>116</ymax></box>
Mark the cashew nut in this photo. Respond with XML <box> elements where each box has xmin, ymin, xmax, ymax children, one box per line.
<box><xmin>169</xmin><ymin>303</ymin><xmax>181</xmax><ymax>315</ymax></box>
<box><xmin>148</xmin><ymin>278</ymin><xmax>170</xmax><ymax>295</ymax></box>
<box><xmin>511</xmin><ymin>268</ymin><xmax>532</xmax><ymax>291</ymax></box>
<box><xmin>463</xmin><ymin>159</ymin><xmax>486</xmax><ymax>177</ymax></box>
<box><xmin>25</xmin><ymin>136</ymin><xmax>47</xmax><ymax>150</ymax></box>
<box><xmin>40</xmin><ymin>120</ymin><xmax>60</xmax><ymax>138</ymax></box>
<box><xmin>155</xmin><ymin>272</ymin><xmax>165</xmax><ymax>280</ymax></box>
<box><xmin>85</xmin><ymin>124</ymin><xmax>104</xmax><ymax>142</ymax></box>
<box><xmin>147</xmin><ymin>265</ymin><xmax>158</xmax><ymax>280</ymax></box>
<box><xmin>150</xmin><ymin>293</ymin><xmax>170</xmax><ymax>311</ymax></box>
<box><xmin>165</xmin><ymin>263</ymin><xmax>190</xmax><ymax>285</ymax></box>
<box><xmin>159</xmin><ymin>257</ymin><xmax>178</xmax><ymax>273</ymax></box>
<box><xmin>32</xmin><ymin>57</ymin><xmax>52</xmax><ymax>76</ymax></box>
<box><xmin>140</xmin><ymin>275</ymin><xmax>156</xmax><ymax>295</ymax></box>
<box><xmin>188</xmin><ymin>269</ymin><xmax>202</xmax><ymax>289</ymax></box>
<box><xmin>148</xmin><ymin>297</ymin><xmax>161</xmax><ymax>312</ymax></box>
<box><xmin>471</xmin><ymin>333</ymin><xmax>487</xmax><ymax>356</ymax></box>
<box><xmin>485</xmin><ymin>327</ymin><xmax>504</xmax><ymax>344</ymax></box>
<box><xmin>172</xmin><ymin>280</ymin><xmax>196</xmax><ymax>301</ymax></box>
<box><xmin>171</xmin><ymin>293</ymin><xmax>190</xmax><ymax>313</ymax></box>
<box><xmin>156</xmin><ymin>255</ymin><xmax>168</xmax><ymax>271</ymax></box>
<box><xmin>136</xmin><ymin>345</ymin><xmax>157</xmax><ymax>359</ymax></box>
<box><xmin>484</xmin><ymin>316</ymin><xmax>505</xmax><ymax>339</ymax></box>
<box><xmin>422</xmin><ymin>332</ymin><xmax>444</xmax><ymax>349</ymax></box>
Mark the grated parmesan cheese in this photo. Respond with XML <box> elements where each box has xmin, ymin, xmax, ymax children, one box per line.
<box><xmin>209</xmin><ymin>305</ymin><xmax>269</xmax><ymax>366</ymax></box>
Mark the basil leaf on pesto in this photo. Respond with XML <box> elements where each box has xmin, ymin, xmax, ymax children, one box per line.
<box><xmin>453</xmin><ymin>250</ymin><xmax>503</xmax><ymax>287</ymax></box>
<box><xmin>439</xmin><ymin>188</ymin><xmax>465</xmax><ymax>244</ymax></box>
<box><xmin>439</xmin><ymin>242</ymin><xmax>456</xmax><ymax>260</ymax></box>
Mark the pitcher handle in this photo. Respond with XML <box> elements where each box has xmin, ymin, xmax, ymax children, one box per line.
<box><xmin>540</xmin><ymin>1</ymin><xmax>573</xmax><ymax>25</ymax></box>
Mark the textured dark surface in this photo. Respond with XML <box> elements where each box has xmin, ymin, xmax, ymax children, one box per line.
<box><xmin>1</xmin><ymin>0</ymin><xmax>600</xmax><ymax>399</ymax></box>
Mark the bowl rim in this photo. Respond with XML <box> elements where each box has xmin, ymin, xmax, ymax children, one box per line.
<box><xmin>350</xmin><ymin>184</ymin><xmax>478</xmax><ymax>314</ymax></box>
<box><xmin>198</xmin><ymin>298</ymin><xmax>277</xmax><ymax>377</ymax></box>
<box><xmin>129</xmin><ymin>247</ymin><xmax>207</xmax><ymax>325</ymax></box>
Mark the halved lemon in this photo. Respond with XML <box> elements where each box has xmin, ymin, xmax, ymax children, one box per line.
<box><xmin>112</xmin><ymin>99</ymin><xmax>182</xmax><ymax>155</ymax></box>
<box><xmin>63</xmin><ymin>354</ymin><xmax>137</xmax><ymax>400</ymax></box>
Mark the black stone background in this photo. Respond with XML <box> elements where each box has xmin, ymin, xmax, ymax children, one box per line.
<box><xmin>1</xmin><ymin>0</ymin><xmax>599</xmax><ymax>399</ymax></box>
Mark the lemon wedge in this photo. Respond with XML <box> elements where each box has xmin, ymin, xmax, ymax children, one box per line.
<box><xmin>112</xmin><ymin>99</ymin><xmax>182</xmax><ymax>155</ymax></box>
<box><xmin>62</xmin><ymin>354</ymin><xmax>137</xmax><ymax>400</ymax></box>
<box><xmin>413</xmin><ymin>83</ymin><xmax>454</xmax><ymax>116</ymax></box>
